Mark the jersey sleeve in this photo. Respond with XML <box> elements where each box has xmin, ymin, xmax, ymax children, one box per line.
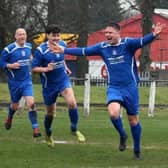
<box><xmin>31</xmin><ymin>48</ymin><xmax>43</xmax><ymax>68</ymax></box>
<box><xmin>60</xmin><ymin>40</ymin><xmax>67</xmax><ymax>48</ymax></box>
<box><xmin>0</xmin><ymin>48</ymin><xmax>10</xmax><ymax>69</ymax></box>
<box><xmin>127</xmin><ymin>33</ymin><xmax>155</xmax><ymax>51</ymax></box>
<box><xmin>64</xmin><ymin>43</ymin><xmax>101</xmax><ymax>56</ymax></box>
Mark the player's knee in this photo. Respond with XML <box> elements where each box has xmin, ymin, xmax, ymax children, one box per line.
<box><xmin>110</xmin><ymin>114</ymin><xmax>119</xmax><ymax>119</ymax></box>
<box><xmin>11</xmin><ymin>103</ymin><xmax>19</xmax><ymax>111</ymax></box>
<box><xmin>11</xmin><ymin>106</ymin><xmax>18</xmax><ymax>111</ymax></box>
<box><xmin>109</xmin><ymin>110</ymin><xmax>120</xmax><ymax>119</ymax></box>
<box><xmin>28</xmin><ymin>103</ymin><xmax>35</xmax><ymax>110</ymax></box>
<box><xmin>128</xmin><ymin>116</ymin><xmax>139</xmax><ymax>126</ymax></box>
<box><xmin>47</xmin><ymin>111</ymin><xmax>54</xmax><ymax>116</ymax></box>
<box><xmin>46</xmin><ymin>105</ymin><xmax>55</xmax><ymax>116</ymax></box>
<box><xmin>68</xmin><ymin>101</ymin><xmax>77</xmax><ymax>109</ymax></box>
<box><xmin>108</xmin><ymin>103</ymin><xmax>120</xmax><ymax>119</ymax></box>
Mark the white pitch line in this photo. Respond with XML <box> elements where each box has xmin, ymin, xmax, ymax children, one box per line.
<box><xmin>40</xmin><ymin>140</ymin><xmax>168</xmax><ymax>149</ymax></box>
<box><xmin>42</xmin><ymin>140</ymin><xmax>75</xmax><ymax>144</ymax></box>
<box><xmin>54</xmin><ymin>140</ymin><xmax>69</xmax><ymax>144</ymax></box>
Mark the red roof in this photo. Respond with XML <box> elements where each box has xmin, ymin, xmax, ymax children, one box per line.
<box><xmin>66</xmin><ymin>13</ymin><xmax>168</xmax><ymax>62</ymax></box>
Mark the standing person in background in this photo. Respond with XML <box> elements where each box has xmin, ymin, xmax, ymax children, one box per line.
<box><xmin>32</xmin><ymin>24</ymin><xmax>85</xmax><ymax>147</ymax></box>
<box><xmin>49</xmin><ymin>22</ymin><xmax>165</xmax><ymax>158</ymax></box>
<box><xmin>0</xmin><ymin>28</ymin><xmax>41</xmax><ymax>138</ymax></box>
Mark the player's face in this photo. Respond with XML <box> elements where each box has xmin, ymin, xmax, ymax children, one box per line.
<box><xmin>47</xmin><ymin>33</ymin><xmax>60</xmax><ymax>45</ymax></box>
<box><xmin>15</xmin><ymin>28</ymin><xmax>27</xmax><ymax>46</ymax></box>
<box><xmin>104</xmin><ymin>26</ymin><xmax>120</xmax><ymax>44</ymax></box>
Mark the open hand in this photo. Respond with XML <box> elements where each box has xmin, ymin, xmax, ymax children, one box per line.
<box><xmin>48</xmin><ymin>43</ymin><xmax>65</xmax><ymax>53</ymax></box>
<box><xmin>153</xmin><ymin>22</ymin><xmax>167</xmax><ymax>36</ymax></box>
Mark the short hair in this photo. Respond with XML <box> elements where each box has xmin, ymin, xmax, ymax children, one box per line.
<box><xmin>108</xmin><ymin>22</ymin><xmax>120</xmax><ymax>31</ymax></box>
<box><xmin>45</xmin><ymin>24</ymin><xmax>61</xmax><ymax>34</ymax></box>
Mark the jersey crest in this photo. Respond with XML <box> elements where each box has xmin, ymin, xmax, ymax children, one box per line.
<box><xmin>112</xmin><ymin>50</ymin><xmax>117</xmax><ymax>55</ymax></box>
<box><xmin>21</xmin><ymin>50</ymin><xmax>26</xmax><ymax>57</ymax></box>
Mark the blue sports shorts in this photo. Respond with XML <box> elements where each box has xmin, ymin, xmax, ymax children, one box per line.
<box><xmin>8</xmin><ymin>80</ymin><xmax>33</xmax><ymax>103</ymax></box>
<box><xmin>42</xmin><ymin>80</ymin><xmax>72</xmax><ymax>105</ymax></box>
<box><xmin>107</xmin><ymin>82</ymin><xmax>139</xmax><ymax>115</ymax></box>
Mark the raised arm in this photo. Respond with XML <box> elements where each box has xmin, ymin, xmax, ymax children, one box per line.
<box><xmin>128</xmin><ymin>22</ymin><xmax>166</xmax><ymax>51</ymax></box>
<box><xmin>49</xmin><ymin>42</ymin><xmax>101</xmax><ymax>56</ymax></box>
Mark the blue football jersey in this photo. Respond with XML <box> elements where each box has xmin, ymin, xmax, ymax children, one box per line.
<box><xmin>64</xmin><ymin>33</ymin><xmax>155</xmax><ymax>86</ymax></box>
<box><xmin>0</xmin><ymin>42</ymin><xmax>32</xmax><ymax>81</ymax></box>
<box><xmin>32</xmin><ymin>40</ymin><xmax>69</xmax><ymax>88</ymax></box>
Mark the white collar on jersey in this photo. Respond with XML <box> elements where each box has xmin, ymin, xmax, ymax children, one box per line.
<box><xmin>15</xmin><ymin>42</ymin><xmax>27</xmax><ymax>48</ymax></box>
<box><xmin>107</xmin><ymin>38</ymin><xmax>122</xmax><ymax>46</ymax></box>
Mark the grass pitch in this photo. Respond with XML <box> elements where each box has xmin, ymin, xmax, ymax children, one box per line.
<box><xmin>0</xmin><ymin>83</ymin><xmax>168</xmax><ymax>167</ymax></box>
<box><xmin>0</xmin><ymin>106</ymin><xmax>168</xmax><ymax>168</ymax></box>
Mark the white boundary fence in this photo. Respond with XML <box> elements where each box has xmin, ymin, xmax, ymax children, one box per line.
<box><xmin>148</xmin><ymin>81</ymin><xmax>156</xmax><ymax>117</ymax></box>
<box><xmin>16</xmin><ymin>96</ymin><xmax>26</xmax><ymax>115</ymax></box>
<box><xmin>79</xmin><ymin>73</ymin><xmax>168</xmax><ymax>117</ymax></box>
<box><xmin>8</xmin><ymin>73</ymin><xmax>167</xmax><ymax>118</ymax></box>
<box><xmin>83</xmin><ymin>74</ymin><xmax>91</xmax><ymax>116</ymax></box>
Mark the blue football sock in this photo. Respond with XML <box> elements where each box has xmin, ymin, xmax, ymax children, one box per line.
<box><xmin>69</xmin><ymin>108</ymin><xmax>78</xmax><ymax>132</ymax></box>
<box><xmin>130</xmin><ymin>122</ymin><xmax>142</xmax><ymax>153</ymax></box>
<box><xmin>8</xmin><ymin>106</ymin><xmax>16</xmax><ymax>118</ymax></box>
<box><xmin>110</xmin><ymin>117</ymin><xmax>127</xmax><ymax>138</ymax></box>
<box><xmin>44</xmin><ymin>115</ymin><xmax>53</xmax><ymax>136</ymax></box>
<box><xmin>28</xmin><ymin>111</ymin><xmax>39</xmax><ymax>129</ymax></box>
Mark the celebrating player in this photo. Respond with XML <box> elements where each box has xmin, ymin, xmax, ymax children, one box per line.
<box><xmin>0</xmin><ymin>28</ymin><xmax>41</xmax><ymax>138</ymax></box>
<box><xmin>49</xmin><ymin>22</ymin><xmax>165</xmax><ymax>158</ymax></box>
<box><xmin>32</xmin><ymin>24</ymin><xmax>85</xmax><ymax>147</ymax></box>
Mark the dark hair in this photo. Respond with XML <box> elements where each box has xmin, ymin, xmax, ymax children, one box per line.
<box><xmin>45</xmin><ymin>24</ymin><xmax>61</xmax><ymax>34</ymax></box>
<box><xmin>108</xmin><ymin>22</ymin><xmax>120</xmax><ymax>31</ymax></box>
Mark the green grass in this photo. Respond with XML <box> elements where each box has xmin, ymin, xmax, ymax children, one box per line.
<box><xmin>0</xmin><ymin>83</ymin><xmax>168</xmax><ymax>105</ymax></box>
<box><xmin>0</xmin><ymin>107</ymin><xmax>168</xmax><ymax>167</ymax></box>
<box><xmin>0</xmin><ymin>83</ymin><xmax>168</xmax><ymax>167</ymax></box>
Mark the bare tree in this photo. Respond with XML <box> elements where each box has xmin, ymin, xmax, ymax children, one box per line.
<box><xmin>89</xmin><ymin>0</ymin><xmax>123</xmax><ymax>31</ymax></box>
<box><xmin>138</xmin><ymin>0</ymin><xmax>155</xmax><ymax>72</ymax></box>
<box><xmin>122</xmin><ymin>0</ymin><xmax>159</xmax><ymax>71</ymax></box>
<box><xmin>76</xmin><ymin>0</ymin><xmax>89</xmax><ymax>79</ymax></box>
<box><xmin>156</xmin><ymin>0</ymin><xmax>168</xmax><ymax>8</ymax></box>
<box><xmin>0</xmin><ymin>0</ymin><xmax>47</xmax><ymax>49</ymax></box>
<box><xmin>47</xmin><ymin>0</ymin><xmax>123</xmax><ymax>78</ymax></box>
